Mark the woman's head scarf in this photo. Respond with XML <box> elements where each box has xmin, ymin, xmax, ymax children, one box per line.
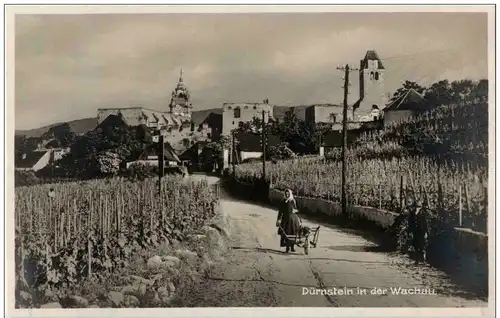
<box><xmin>284</xmin><ymin>189</ymin><xmax>295</xmax><ymax>203</ymax></box>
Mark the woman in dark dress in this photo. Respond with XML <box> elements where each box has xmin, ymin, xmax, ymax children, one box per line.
<box><xmin>276</xmin><ymin>189</ymin><xmax>301</xmax><ymax>252</ymax></box>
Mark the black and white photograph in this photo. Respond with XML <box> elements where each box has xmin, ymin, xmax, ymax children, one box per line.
<box><xmin>6</xmin><ymin>4</ymin><xmax>495</xmax><ymax>317</ymax></box>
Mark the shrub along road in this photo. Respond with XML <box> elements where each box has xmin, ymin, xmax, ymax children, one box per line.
<box><xmin>181</xmin><ymin>175</ymin><xmax>488</xmax><ymax>308</ymax></box>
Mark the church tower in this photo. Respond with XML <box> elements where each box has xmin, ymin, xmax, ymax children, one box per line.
<box><xmin>355</xmin><ymin>50</ymin><xmax>386</xmax><ymax>121</ymax></box>
<box><xmin>169</xmin><ymin>68</ymin><xmax>193</xmax><ymax>122</ymax></box>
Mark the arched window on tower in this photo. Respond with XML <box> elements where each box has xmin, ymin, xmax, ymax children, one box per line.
<box><xmin>374</xmin><ymin>72</ymin><xmax>379</xmax><ymax>80</ymax></box>
<box><xmin>234</xmin><ymin>107</ymin><xmax>241</xmax><ymax>119</ymax></box>
<box><xmin>370</xmin><ymin>72</ymin><xmax>374</xmax><ymax>80</ymax></box>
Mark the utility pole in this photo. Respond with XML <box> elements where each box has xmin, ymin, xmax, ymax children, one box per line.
<box><xmin>231</xmin><ymin>129</ymin><xmax>236</xmax><ymax>177</ymax></box>
<box><xmin>261</xmin><ymin>110</ymin><xmax>267</xmax><ymax>181</ymax></box>
<box><xmin>158</xmin><ymin>134</ymin><xmax>165</xmax><ymax>195</ymax></box>
<box><xmin>336</xmin><ymin>64</ymin><xmax>358</xmax><ymax>216</ymax></box>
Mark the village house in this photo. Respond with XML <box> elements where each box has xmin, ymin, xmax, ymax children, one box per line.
<box><xmin>237</xmin><ymin>131</ymin><xmax>281</xmax><ymax>162</ymax></box>
<box><xmin>178</xmin><ymin>141</ymin><xmax>208</xmax><ymax>171</ymax></box>
<box><xmin>198</xmin><ymin>112</ymin><xmax>223</xmax><ymax>141</ymax></box>
<box><xmin>15</xmin><ymin>147</ymin><xmax>70</xmax><ymax>171</ymax></box>
<box><xmin>222</xmin><ymin>131</ymin><xmax>280</xmax><ymax>167</ymax></box>
<box><xmin>222</xmin><ymin>101</ymin><xmax>274</xmax><ymax>135</ymax></box>
<box><xmin>383</xmin><ymin>88</ymin><xmax>429</xmax><ymax>126</ymax></box>
<box><xmin>126</xmin><ymin>142</ymin><xmax>180</xmax><ymax>169</ymax></box>
<box><xmin>305</xmin><ymin>104</ymin><xmax>345</xmax><ymax>125</ymax></box>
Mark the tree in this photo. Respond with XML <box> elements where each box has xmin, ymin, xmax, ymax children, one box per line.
<box><xmin>237</xmin><ymin>121</ymin><xmax>254</xmax><ymax>133</ymax></box>
<box><xmin>200</xmin><ymin>134</ymin><xmax>233</xmax><ymax>172</ymax></box>
<box><xmin>473</xmin><ymin>79</ymin><xmax>488</xmax><ymax>103</ymax></box>
<box><xmin>237</xmin><ymin>116</ymin><xmax>267</xmax><ymax>133</ymax></box>
<box><xmin>45</xmin><ymin>139</ymin><xmax>61</xmax><ymax>149</ymax></box>
<box><xmin>390</xmin><ymin>81</ymin><xmax>426</xmax><ymax>102</ymax></box>
<box><xmin>55</xmin><ymin>123</ymin><xmax>153</xmax><ymax>179</ymax></box>
<box><xmin>15</xmin><ymin>135</ymin><xmax>26</xmax><ymax>160</ymax></box>
<box><xmin>15</xmin><ymin>135</ymin><xmax>40</xmax><ymax>160</ymax></box>
<box><xmin>450</xmin><ymin>79</ymin><xmax>475</xmax><ymax>104</ymax></box>
<box><xmin>424</xmin><ymin>78</ymin><xmax>487</xmax><ymax>107</ymax></box>
<box><xmin>47</xmin><ymin>123</ymin><xmax>76</xmax><ymax>147</ymax></box>
<box><xmin>424</xmin><ymin>80</ymin><xmax>453</xmax><ymax>107</ymax></box>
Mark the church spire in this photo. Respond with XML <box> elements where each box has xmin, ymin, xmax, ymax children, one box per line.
<box><xmin>179</xmin><ymin>68</ymin><xmax>183</xmax><ymax>83</ymax></box>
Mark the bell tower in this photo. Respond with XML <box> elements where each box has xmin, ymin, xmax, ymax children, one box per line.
<box><xmin>169</xmin><ymin>68</ymin><xmax>193</xmax><ymax>122</ymax></box>
<box><xmin>355</xmin><ymin>50</ymin><xmax>386</xmax><ymax>121</ymax></box>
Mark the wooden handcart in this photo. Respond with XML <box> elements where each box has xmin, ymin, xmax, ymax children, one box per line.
<box><xmin>278</xmin><ymin>224</ymin><xmax>321</xmax><ymax>255</ymax></box>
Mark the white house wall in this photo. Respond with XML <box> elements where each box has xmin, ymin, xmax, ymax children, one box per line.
<box><xmin>384</xmin><ymin>110</ymin><xmax>415</xmax><ymax>127</ymax></box>
<box><xmin>240</xmin><ymin>151</ymin><xmax>262</xmax><ymax>161</ymax></box>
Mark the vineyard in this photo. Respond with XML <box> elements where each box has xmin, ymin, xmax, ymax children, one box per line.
<box><xmin>346</xmin><ymin>102</ymin><xmax>488</xmax><ymax>161</ymax></box>
<box><xmin>15</xmin><ymin>176</ymin><xmax>220</xmax><ymax>308</ymax></box>
<box><xmin>234</xmin><ymin>155</ymin><xmax>488</xmax><ymax>233</ymax></box>
<box><xmin>231</xmin><ymin>101</ymin><xmax>490</xmax><ymax>233</ymax></box>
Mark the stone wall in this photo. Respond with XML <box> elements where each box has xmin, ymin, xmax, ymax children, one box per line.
<box><xmin>238</xmin><ymin>179</ymin><xmax>488</xmax><ymax>293</ymax></box>
<box><xmin>269</xmin><ymin>188</ymin><xmax>398</xmax><ymax>229</ymax></box>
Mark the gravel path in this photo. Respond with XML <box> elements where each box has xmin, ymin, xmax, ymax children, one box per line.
<box><xmin>183</xmin><ymin>175</ymin><xmax>488</xmax><ymax>308</ymax></box>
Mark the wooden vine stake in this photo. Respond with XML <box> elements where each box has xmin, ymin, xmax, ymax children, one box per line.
<box><xmin>408</xmin><ymin>170</ymin><xmax>417</xmax><ymax>202</ymax></box>
<box><xmin>150</xmin><ymin>185</ymin><xmax>154</xmax><ymax>233</ymax></box>
<box><xmin>59</xmin><ymin>211</ymin><xmax>65</xmax><ymax>248</ymax></box>
<box><xmin>67</xmin><ymin>201</ymin><xmax>71</xmax><ymax>245</ymax></box>
<box><xmin>378</xmin><ymin>184</ymin><xmax>382</xmax><ymax>209</ymax></box>
<box><xmin>54</xmin><ymin>209</ymin><xmax>58</xmax><ymax>251</ymax></box>
<box><xmin>484</xmin><ymin>185</ymin><xmax>488</xmax><ymax>221</ymax></box>
<box><xmin>139</xmin><ymin>183</ymin><xmax>145</xmax><ymax>239</ymax></box>
<box><xmin>29</xmin><ymin>193</ymin><xmax>33</xmax><ymax>234</ymax></box>
<box><xmin>463</xmin><ymin>182</ymin><xmax>471</xmax><ymax>227</ymax></box>
<box><xmin>99</xmin><ymin>193</ymin><xmax>102</xmax><ymax>237</ymax></box>
<box><xmin>458</xmin><ymin>184</ymin><xmax>463</xmax><ymax>227</ymax></box>
<box><xmin>87</xmin><ymin>191</ymin><xmax>93</xmax><ymax>279</ymax></box>
<box><xmin>73</xmin><ymin>198</ymin><xmax>77</xmax><ymax>238</ymax></box>
<box><xmin>104</xmin><ymin>194</ymin><xmax>109</xmax><ymax>273</ymax></box>
<box><xmin>437</xmin><ymin>180</ymin><xmax>444</xmax><ymax>219</ymax></box>
<box><xmin>116</xmin><ymin>188</ymin><xmax>121</xmax><ymax>237</ymax></box>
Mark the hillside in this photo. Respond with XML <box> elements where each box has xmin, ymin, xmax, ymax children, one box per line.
<box><xmin>15</xmin><ymin>105</ymin><xmax>309</xmax><ymax>138</ymax></box>
<box><xmin>16</xmin><ymin>117</ymin><xmax>99</xmax><ymax>138</ymax></box>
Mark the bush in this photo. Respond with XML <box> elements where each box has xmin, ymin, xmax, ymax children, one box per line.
<box><xmin>122</xmin><ymin>163</ymin><xmax>159</xmax><ymax>181</ymax></box>
<box><xmin>123</xmin><ymin>164</ymin><xmax>188</xmax><ymax>181</ymax></box>
<box><xmin>15</xmin><ymin>170</ymin><xmax>40</xmax><ymax>187</ymax></box>
<box><xmin>242</xmin><ymin>158</ymin><xmax>261</xmax><ymax>164</ymax></box>
<box><xmin>266</xmin><ymin>143</ymin><xmax>296</xmax><ymax>161</ymax></box>
<box><xmin>165</xmin><ymin>166</ymin><xmax>188</xmax><ymax>177</ymax></box>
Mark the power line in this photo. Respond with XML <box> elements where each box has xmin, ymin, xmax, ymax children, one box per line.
<box><xmin>412</xmin><ymin>49</ymin><xmax>464</xmax><ymax>85</ymax></box>
<box><xmin>362</xmin><ymin>48</ymin><xmax>465</xmax><ymax>104</ymax></box>
<box><xmin>376</xmin><ymin>46</ymin><xmax>468</xmax><ymax>62</ymax></box>
<box><xmin>333</xmin><ymin>47</ymin><xmax>466</xmax><ymax>105</ymax></box>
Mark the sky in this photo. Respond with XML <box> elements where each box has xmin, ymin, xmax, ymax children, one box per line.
<box><xmin>15</xmin><ymin>12</ymin><xmax>488</xmax><ymax>130</ymax></box>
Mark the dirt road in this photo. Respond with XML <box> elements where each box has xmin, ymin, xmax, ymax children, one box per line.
<box><xmin>183</xmin><ymin>175</ymin><xmax>487</xmax><ymax>307</ymax></box>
